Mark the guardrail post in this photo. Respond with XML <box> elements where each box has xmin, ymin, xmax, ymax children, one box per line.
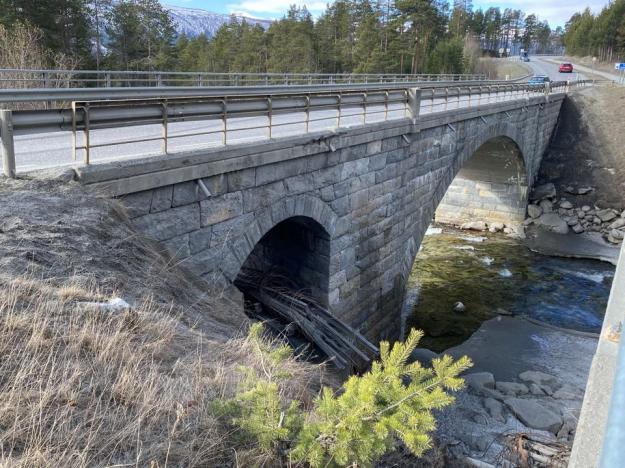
<box><xmin>544</xmin><ymin>82</ymin><xmax>550</xmax><ymax>102</ymax></box>
<box><xmin>0</xmin><ymin>110</ymin><xmax>16</xmax><ymax>178</ymax></box>
<box><xmin>408</xmin><ymin>88</ymin><xmax>421</xmax><ymax>126</ymax></box>
<box><xmin>105</xmin><ymin>73</ymin><xmax>111</xmax><ymax>87</ymax></box>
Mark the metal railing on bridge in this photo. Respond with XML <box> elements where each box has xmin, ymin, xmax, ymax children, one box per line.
<box><xmin>0</xmin><ymin>68</ymin><xmax>487</xmax><ymax>89</ymax></box>
<box><xmin>0</xmin><ymin>80</ymin><xmax>583</xmax><ymax>177</ymax></box>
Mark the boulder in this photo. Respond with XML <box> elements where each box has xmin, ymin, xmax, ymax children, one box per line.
<box><xmin>409</xmin><ymin>347</ymin><xmax>438</xmax><ymax>365</ymax></box>
<box><xmin>504</xmin><ymin>398</ymin><xmax>563</xmax><ymax>433</ymax></box>
<box><xmin>593</xmin><ymin>216</ymin><xmax>601</xmax><ymax>225</ymax></box>
<box><xmin>453</xmin><ymin>301</ymin><xmax>466</xmax><ymax>313</ymax></box>
<box><xmin>566</xmin><ymin>218</ymin><xmax>579</xmax><ymax>226</ymax></box>
<box><xmin>539</xmin><ymin>199</ymin><xmax>553</xmax><ymax>213</ymax></box>
<box><xmin>608</xmin><ymin>232</ymin><xmax>623</xmax><ymax>244</ymax></box>
<box><xmin>461</xmin><ymin>221</ymin><xmax>487</xmax><ymax>231</ymax></box>
<box><xmin>572</xmin><ymin>223</ymin><xmax>585</xmax><ymax>234</ymax></box>
<box><xmin>531</xmin><ymin>183</ymin><xmax>556</xmax><ymax>201</ymax></box>
<box><xmin>527</xmin><ymin>204</ymin><xmax>542</xmax><ymax>219</ymax></box>
<box><xmin>534</xmin><ymin>213</ymin><xmax>569</xmax><ymax>234</ymax></box>
<box><xmin>622</xmin><ymin>209</ymin><xmax>625</xmax><ymax>218</ymax></box>
<box><xmin>465</xmin><ymin>372</ymin><xmax>495</xmax><ymax>390</ymax></box>
<box><xmin>596</xmin><ymin>209</ymin><xmax>617</xmax><ymax>222</ymax></box>
<box><xmin>559</xmin><ymin>200</ymin><xmax>573</xmax><ymax>209</ymax></box>
<box><xmin>564</xmin><ymin>185</ymin><xmax>576</xmax><ymax>194</ymax></box>
<box><xmin>496</xmin><ymin>381</ymin><xmax>529</xmax><ymax>395</ymax></box>
<box><xmin>483</xmin><ymin>397</ymin><xmax>506</xmax><ymax>423</ymax></box>
<box><xmin>609</xmin><ymin>218</ymin><xmax>625</xmax><ymax>230</ymax></box>
<box><xmin>582</xmin><ymin>205</ymin><xmax>591</xmax><ymax>212</ymax></box>
<box><xmin>552</xmin><ymin>383</ymin><xmax>580</xmax><ymax>400</ymax></box>
<box><xmin>578</xmin><ymin>186</ymin><xmax>594</xmax><ymax>195</ymax></box>
<box><xmin>489</xmin><ymin>221</ymin><xmax>505</xmax><ymax>232</ymax></box>
<box><xmin>518</xmin><ymin>370</ymin><xmax>557</xmax><ymax>386</ymax></box>
<box><xmin>528</xmin><ymin>383</ymin><xmax>546</xmax><ymax>395</ymax></box>
<box><xmin>611</xmin><ymin>229</ymin><xmax>625</xmax><ymax>240</ymax></box>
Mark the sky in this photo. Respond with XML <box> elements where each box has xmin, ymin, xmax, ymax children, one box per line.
<box><xmin>166</xmin><ymin>0</ymin><xmax>610</xmax><ymax>28</ymax></box>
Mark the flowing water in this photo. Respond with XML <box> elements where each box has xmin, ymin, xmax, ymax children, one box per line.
<box><xmin>404</xmin><ymin>225</ymin><xmax>615</xmax><ymax>352</ymax></box>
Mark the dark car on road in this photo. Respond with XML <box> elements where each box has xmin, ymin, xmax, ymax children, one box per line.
<box><xmin>559</xmin><ymin>63</ymin><xmax>574</xmax><ymax>73</ymax></box>
<box><xmin>528</xmin><ymin>75</ymin><xmax>551</xmax><ymax>86</ymax></box>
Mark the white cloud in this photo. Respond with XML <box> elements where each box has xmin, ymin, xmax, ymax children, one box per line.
<box><xmin>476</xmin><ymin>0</ymin><xmax>608</xmax><ymax>26</ymax></box>
<box><xmin>227</xmin><ymin>0</ymin><xmax>327</xmax><ymax>17</ymax></box>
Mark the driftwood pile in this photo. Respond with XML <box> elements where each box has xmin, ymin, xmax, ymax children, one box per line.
<box><xmin>235</xmin><ymin>269</ymin><xmax>379</xmax><ymax>371</ymax></box>
<box><xmin>498</xmin><ymin>432</ymin><xmax>570</xmax><ymax>467</ymax></box>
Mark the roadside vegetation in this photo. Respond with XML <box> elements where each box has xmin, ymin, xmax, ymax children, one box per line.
<box><xmin>563</xmin><ymin>0</ymin><xmax>625</xmax><ymax>64</ymax></box>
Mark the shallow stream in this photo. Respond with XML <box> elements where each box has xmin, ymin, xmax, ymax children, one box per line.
<box><xmin>404</xmin><ymin>225</ymin><xmax>615</xmax><ymax>352</ymax></box>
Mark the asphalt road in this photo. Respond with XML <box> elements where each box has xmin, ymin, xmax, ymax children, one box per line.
<box><xmin>525</xmin><ymin>56</ymin><xmax>586</xmax><ymax>81</ymax></box>
<box><xmin>12</xmin><ymin>85</ymin><xmax>546</xmax><ymax>173</ymax></box>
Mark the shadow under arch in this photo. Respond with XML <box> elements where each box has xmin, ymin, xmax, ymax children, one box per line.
<box><xmin>435</xmin><ymin>135</ymin><xmax>529</xmax><ymax>227</ymax></box>
<box><xmin>235</xmin><ymin>215</ymin><xmax>332</xmax><ymax>305</ymax></box>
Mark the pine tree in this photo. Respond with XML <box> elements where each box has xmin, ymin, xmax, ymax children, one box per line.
<box><xmin>216</xmin><ymin>324</ymin><xmax>472</xmax><ymax>467</ymax></box>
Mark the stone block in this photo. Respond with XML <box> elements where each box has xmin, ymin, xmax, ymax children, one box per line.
<box><xmin>256</xmin><ymin>159</ymin><xmax>305</xmax><ymax>186</ymax></box>
<box><xmin>162</xmin><ymin>234</ymin><xmax>190</xmax><ymax>260</ymax></box>
<box><xmin>200</xmin><ymin>192</ymin><xmax>243</xmax><ymax>226</ymax></box>
<box><xmin>173</xmin><ymin>181</ymin><xmax>206</xmax><ymax>207</ymax></box>
<box><xmin>243</xmin><ymin>181</ymin><xmax>285</xmax><ymax>212</ymax></box>
<box><xmin>150</xmin><ymin>186</ymin><xmax>173</xmax><ymax>213</ymax></box>
<box><xmin>227</xmin><ymin>168</ymin><xmax>256</xmax><ymax>191</ymax></box>
<box><xmin>366</xmin><ymin>139</ymin><xmax>382</xmax><ymax>155</ymax></box>
<box><xmin>189</xmin><ymin>226</ymin><xmax>212</xmax><ymax>254</ymax></box>
<box><xmin>120</xmin><ymin>190</ymin><xmax>153</xmax><ymax>218</ymax></box>
<box><xmin>181</xmin><ymin>248</ymin><xmax>220</xmax><ymax>276</ymax></box>
<box><xmin>133</xmin><ymin>203</ymin><xmax>200</xmax><ymax>241</ymax></box>
<box><xmin>204</xmin><ymin>174</ymin><xmax>227</xmax><ymax>196</ymax></box>
<box><xmin>285</xmin><ymin>173</ymin><xmax>315</xmax><ymax>194</ymax></box>
<box><xmin>210</xmin><ymin>213</ymin><xmax>254</xmax><ymax>249</ymax></box>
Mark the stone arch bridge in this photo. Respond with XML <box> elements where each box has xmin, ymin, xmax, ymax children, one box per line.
<box><xmin>78</xmin><ymin>93</ymin><xmax>564</xmax><ymax>340</ymax></box>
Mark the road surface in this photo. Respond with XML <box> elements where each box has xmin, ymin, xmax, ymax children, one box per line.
<box><xmin>524</xmin><ymin>56</ymin><xmax>586</xmax><ymax>81</ymax></box>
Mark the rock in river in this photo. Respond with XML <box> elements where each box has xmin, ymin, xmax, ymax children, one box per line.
<box><xmin>461</xmin><ymin>221</ymin><xmax>487</xmax><ymax>231</ymax></box>
<box><xmin>534</xmin><ymin>213</ymin><xmax>569</xmax><ymax>234</ymax></box>
<box><xmin>496</xmin><ymin>381</ymin><xmax>529</xmax><ymax>395</ymax></box>
<box><xmin>531</xmin><ymin>183</ymin><xmax>556</xmax><ymax>201</ymax></box>
<box><xmin>527</xmin><ymin>204</ymin><xmax>542</xmax><ymax>219</ymax></box>
<box><xmin>504</xmin><ymin>398</ymin><xmax>563</xmax><ymax>433</ymax></box>
<box><xmin>453</xmin><ymin>301</ymin><xmax>466</xmax><ymax>313</ymax></box>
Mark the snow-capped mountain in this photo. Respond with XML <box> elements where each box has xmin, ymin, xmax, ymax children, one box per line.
<box><xmin>165</xmin><ymin>5</ymin><xmax>273</xmax><ymax>38</ymax></box>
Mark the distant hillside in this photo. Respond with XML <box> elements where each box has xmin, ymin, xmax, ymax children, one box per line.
<box><xmin>165</xmin><ymin>4</ymin><xmax>273</xmax><ymax>38</ymax></box>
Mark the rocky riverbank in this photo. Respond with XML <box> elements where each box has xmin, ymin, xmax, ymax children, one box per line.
<box><xmin>525</xmin><ymin>182</ymin><xmax>624</xmax><ymax>246</ymax></box>
<box><xmin>411</xmin><ymin>315</ymin><xmax>596</xmax><ymax>466</ymax></box>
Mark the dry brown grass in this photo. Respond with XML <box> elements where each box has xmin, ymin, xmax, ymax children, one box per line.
<box><xmin>0</xmin><ymin>273</ymin><xmax>324</xmax><ymax>467</ymax></box>
<box><xmin>476</xmin><ymin>58</ymin><xmax>531</xmax><ymax>81</ymax></box>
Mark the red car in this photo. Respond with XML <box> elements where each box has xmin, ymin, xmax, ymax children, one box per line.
<box><xmin>559</xmin><ymin>63</ymin><xmax>573</xmax><ymax>73</ymax></box>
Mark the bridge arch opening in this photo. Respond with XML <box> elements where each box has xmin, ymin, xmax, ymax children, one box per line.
<box><xmin>436</xmin><ymin>136</ymin><xmax>528</xmax><ymax>228</ymax></box>
<box><xmin>235</xmin><ymin>216</ymin><xmax>331</xmax><ymax>306</ymax></box>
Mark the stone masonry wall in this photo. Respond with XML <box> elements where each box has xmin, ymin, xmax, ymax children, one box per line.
<box><xmin>102</xmin><ymin>97</ymin><xmax>563</xmax><ymax>342</ymax></box>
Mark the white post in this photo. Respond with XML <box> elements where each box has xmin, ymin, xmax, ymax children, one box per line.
<box><xmin>408</xmin><ymin>88</ymin><xmax>422</xmax><ymax>125</ymax></box>
<box><xmin>0</xmin><ymin>109</ymin><xmax>15</xmax><ymax>178</ymax></box>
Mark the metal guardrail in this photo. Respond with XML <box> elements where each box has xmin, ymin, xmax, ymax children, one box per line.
<box><xmin>0</xmin><ymin>80</ymin><xmax>580</xmax><ymax>176</ymax></box>
<box><xmin>0</xmin><ymin>68</ymin><xmax>487</xmax><ymax>89</ymax></box>
<box><xmin>0</xmin><ymin>80</ymin><xmax>520</xmax><ymax>106</ymax></box>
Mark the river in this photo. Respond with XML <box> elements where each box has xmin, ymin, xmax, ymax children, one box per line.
<box><xmin>403</xmin><ymin>224</ymin><xmax>615</xmax><ymax>352</ymax></box>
